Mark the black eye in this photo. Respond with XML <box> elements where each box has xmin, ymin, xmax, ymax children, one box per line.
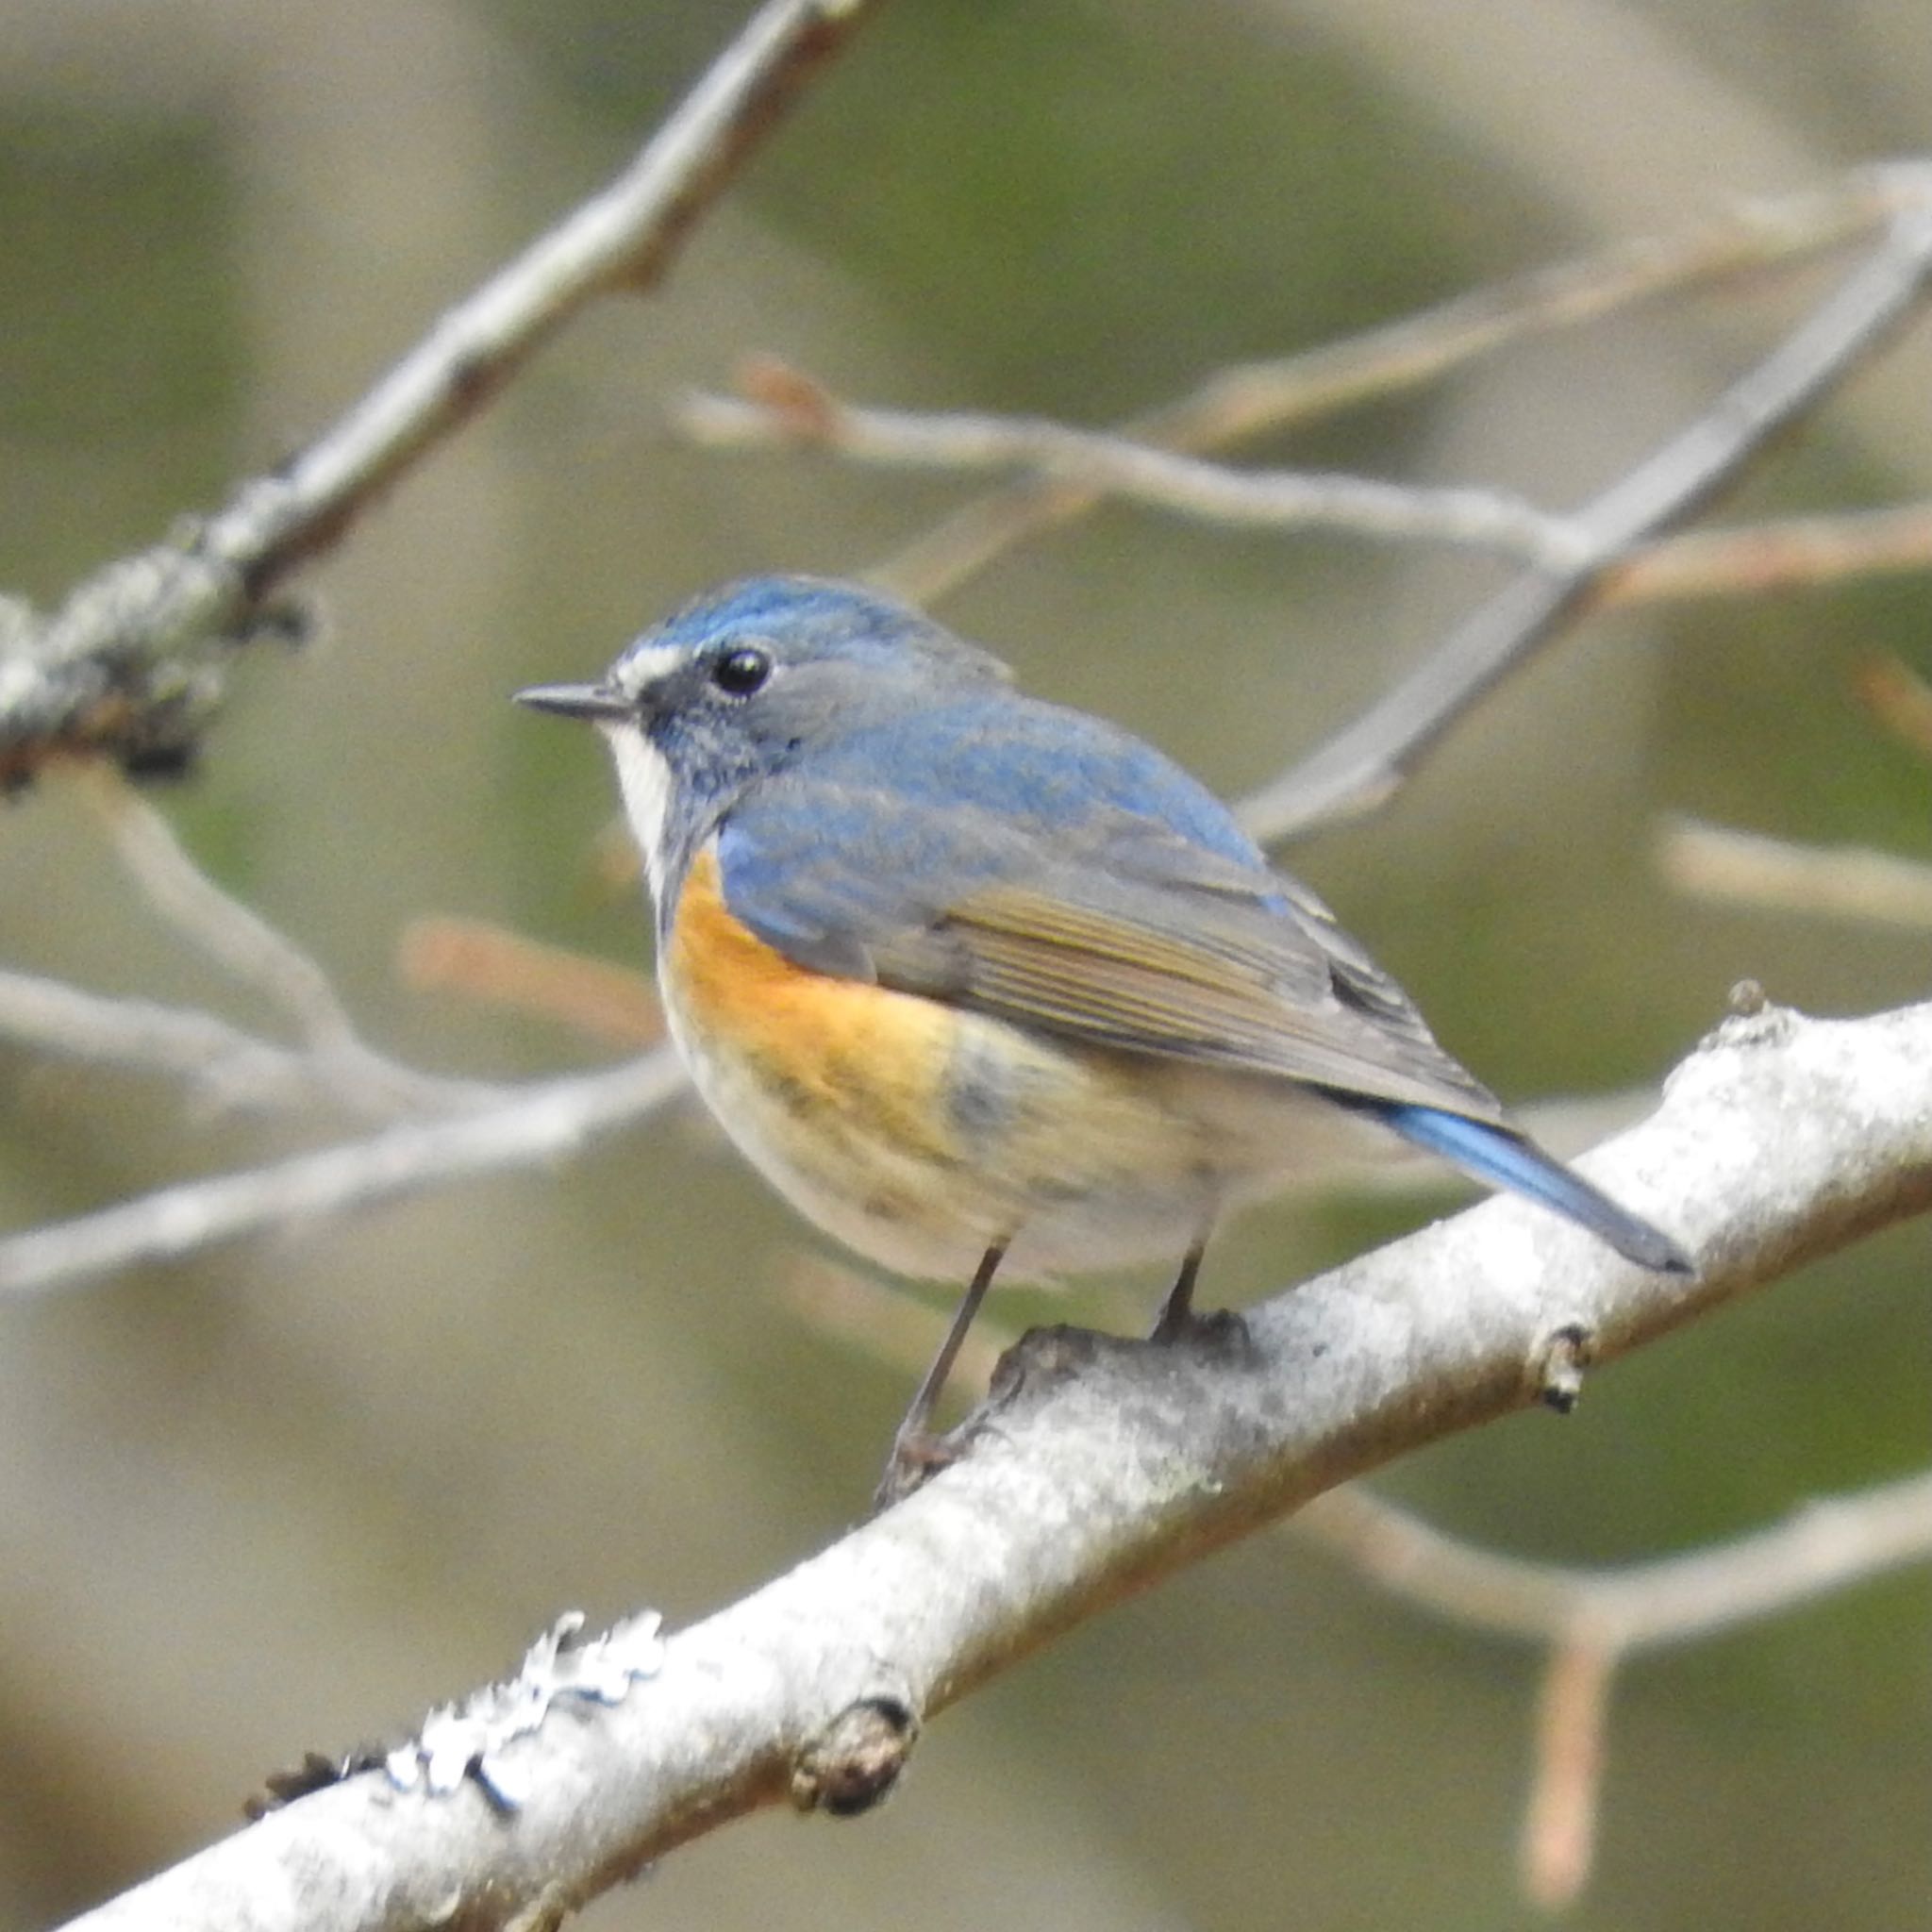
<box><xmin>710</xmin><ymin>646</ymin><xmax>773</xmax><ymax>697</ymax></box>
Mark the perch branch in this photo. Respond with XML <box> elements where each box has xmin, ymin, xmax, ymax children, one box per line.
<box><xmin>55</xmin><ymin>998</ymin><xmax>1932</xmax><ymax>1932</ymax></box>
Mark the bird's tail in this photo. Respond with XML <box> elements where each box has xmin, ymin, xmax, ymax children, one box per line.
<box><xmin>1377</xmin><ymin>1104</ymin><xmax>1692</xmax><ymax>1274</ymax></box>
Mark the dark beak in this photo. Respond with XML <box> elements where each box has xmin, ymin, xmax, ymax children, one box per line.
<box><xmin>512</xmin><ymin>681</ymin><xmax>632</xmax><ymax>724</ymax></box>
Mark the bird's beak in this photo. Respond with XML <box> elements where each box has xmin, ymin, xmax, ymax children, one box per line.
<box><xmin>512</xmin><ymin>681</ymin><xmax>632</xmax><ymax>724</ymax></box>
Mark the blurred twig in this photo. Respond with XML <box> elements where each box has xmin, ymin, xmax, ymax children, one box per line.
<box><xmin>0</xmin><ymin>1048</ymin><xmax>685</xmax><ymax>1301</ymax></box>
<box><xmin>679</xmin><ymin>358</ymin><xmax>1587</xmax><ymax>564</ymax></box>
<box><xmin>399</xmin><ymin>915</ymin><xmax>664</xmax><ymax>1049</ymax></box>
<box><xmin>1600</xmin><ymin>503</ymin><xmax>1932</xmax><ymax>608</ymax></box>
<box><xmin>79</xmin><ymin>773</ymin><xmax>504</xmax><ymax>1117</ymax></box>
<box><xmin>866</xmin><ymin>169</ymin><xmax>1910</xmax><ymax>605</ymax></box>
<box><xmin>0</xmin><ymin>971</ymin><xmax>357</xmax><ymax>1118</ymax></box>
<box><xmin>1241</xmin><ymin>168</ymin><xmax>1932</xmax><ymax>838</ymax></box>
<box><xmin>1305</xmin><ymin>1473</ymin><xmax>1932</xmax><ymax>1909</ymax></box>
<box><xmin>1857</xmin><ymin>654</ymin><xmax>1932</xmax><ymax>758</ymax></box>
<box><xmin>0</xmin><ymin>0</ymin><xmax>885</xmax><ymax>786</ymax></box>
<box><xmin>1657</xmin><ymin>816</ymin><xmax>1932</xmax><ymax>930</ymax></box>
<box><xmin>0</xmin><ymin>0</ymin><xmax>880</xmax><ymax>1286</ymax></box>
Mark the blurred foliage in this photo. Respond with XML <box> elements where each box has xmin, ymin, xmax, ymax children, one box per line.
<box><xmin>0</xmin><ymin>2</ymin><xmax>1927</xmax><ymax>1929</ymax></box>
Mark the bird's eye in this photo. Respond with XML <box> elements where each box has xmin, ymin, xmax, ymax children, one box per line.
<box><xmin>710</xmin><ymin>646</ymin><xmax>773</xmax><ymax>697</ymax></box>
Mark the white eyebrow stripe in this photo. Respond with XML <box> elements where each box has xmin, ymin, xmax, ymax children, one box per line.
<box><xmin>613</xmin><ymin>642</ymin><xmax>687</xmax><ymax>699</ymax></box>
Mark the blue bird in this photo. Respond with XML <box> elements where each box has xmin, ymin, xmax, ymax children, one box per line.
<box><xmin>518</xmin><ymin>576</ymin><xmax>1690</xmax><ymax>1495</ymax></box>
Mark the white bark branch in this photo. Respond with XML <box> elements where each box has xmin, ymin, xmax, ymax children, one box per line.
<box><xmin>677</xmin><ymin>363</ymin><xmax>1586</xmax><ymax>563</ymax></box>
<box><xmin>0</xmin><ymin>1051</ymin><xmax>685</xmax><ymax>1301</ymax></box>
<box><xmin>0</xmin><ymin>0</ymin><xmax>885</xmax><ymax>784</ymax></box>
<box><xmin>57</xmin><ymin>998</ymin><xmax>1932</xmax><ymax>1932</ymax></box>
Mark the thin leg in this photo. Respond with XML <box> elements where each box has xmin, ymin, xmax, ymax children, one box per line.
<box><xmin>1149</xmin><ymin>1231</ymin><xmax>1210</xmax><ymax>1342</ymax></box>
<box><xmin>874</xmin><ymin>1240</ymin><xmax>1008</xmax><ymax>1509</ymax></box>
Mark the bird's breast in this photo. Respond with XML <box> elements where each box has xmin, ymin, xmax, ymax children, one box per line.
<box><xmin>656</xmin><ymin>847</ymin><xmax>1257</xmax><ymax>1278</ymax></box>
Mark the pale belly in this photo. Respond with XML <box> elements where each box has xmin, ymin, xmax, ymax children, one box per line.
<box><xmin>663</xmin><ymin>976</ymin><xmax>1379</xmax><ymax>1284</ymax></box>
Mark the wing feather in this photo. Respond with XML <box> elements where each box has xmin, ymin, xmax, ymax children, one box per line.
<box><xmin>711</xmin><ymin>711</ymin><xmax>1506</xmax><ymax>1123</ymax></box>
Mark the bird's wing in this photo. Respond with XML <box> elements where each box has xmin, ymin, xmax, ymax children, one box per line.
<box><xmin>712</xmin><ymin>721</ymin><xmax>1505</xmax><ymax>1122</ymax></box>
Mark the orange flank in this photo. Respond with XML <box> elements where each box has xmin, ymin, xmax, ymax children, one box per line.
<box><xmin>663</xmin><ymin>848</ymin><xmax>965</xmax><ymax>1169</ymax></box>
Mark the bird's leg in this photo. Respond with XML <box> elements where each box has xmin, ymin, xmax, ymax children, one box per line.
<box><xmin>873</xmin><ymin>1240</ymin><xmax>1008</xmax><ymax>1511</ymax></box>
<box><xmin>1148</xmin><ymin>1232</ymin><xmax>1210</xmax><ymax>1342</ymax></box>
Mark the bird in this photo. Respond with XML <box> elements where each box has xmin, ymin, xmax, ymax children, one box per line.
<box><xmin>516</xmin><ymin>575</ymin><xmax>1690</xmax><ymax>1500</ymax></box>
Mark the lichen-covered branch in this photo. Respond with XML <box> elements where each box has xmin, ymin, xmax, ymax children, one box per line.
<box><xmin>58</xmin><ymin>998</ymin><xmax>1932</xmax><ymax>1932</ymax></box>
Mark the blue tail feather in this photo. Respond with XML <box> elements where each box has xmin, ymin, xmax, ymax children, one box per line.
<box><xmin>1376</xmin><ymin>1105</ymin><xmax>1691</xmax><ymax>1274</ymax></box>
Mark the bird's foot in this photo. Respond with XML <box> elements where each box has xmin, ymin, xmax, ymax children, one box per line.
<box><xmin>1148</xmin><ymin>1301</ymin><xmax>1248</xmax><ymax>1348</ymax></box>
<box><xmin>870</xmin><ymin>1423</ymin><xmax>968</xmax><ymax>1513</ymax></box>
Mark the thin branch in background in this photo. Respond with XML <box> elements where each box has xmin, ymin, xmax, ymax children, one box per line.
<box><xmin>689</xmin><ymin>371</ymin><xmax>1932</xmax><ymax>616</ymax></box>
<box><xmin>868</xmin><ymin>168</ymin><xmax>1913</xmax><ymax>605</ymax></box>
<box><xmin>0</xmin><ymin>772</ymin><xmax>505</xmax><ymax>1124</ymax></box>
<box><xmin>1307</xmin><ymin>1470</ymin><xmax>1932</xmax><ymax>1907</ymax></box>
<box><xmin>1597</xmin><ymin>502</ymin><xmax>1932</xmax><ymax>608</ymax></box>
<box><xmin>1521</xmin><ymin>1638</ymin><xmax>1613</xmax><ymax>1912</ymax></box>
<box><xmin>398</xmin><ymin>915</ymin><xmax>665</xmax><ymax>1049</ymax></box>
<box><xmin>78</xmin><ymin>773</ymin><xmax>501</xmax><ymax>1118</ymax></box>
<box><xmin>0</xmin><ymin>970</ymin><xmax>362</xmax><ymax>1118</ymax></box>
<box><xmin>677</xmin><ymin>358</ymin><xmax>1589</xmax><ymax>565</ymax></box>
<box><xmin>0</xmin><ymin>1048</ymin><xmax>687</xmax><ymax>1303</ymax></box>
<box><xmin>0</xmin><ymin>0</ymin><xmax>886</xmax><ymax>785</ymax></box>
<box><xmin>1856</xmin><ymin>653</ymin><xmax>1932</xmax><ymax>758</ymax></box>
<box><xmin>1240</xmin><ymin>174</ymin><xmax>1932</xmax><ymax>840</ymax></box>
<box><xmin>1657</xmin><ymin>816</ymin><xmax>1932</xmax><ymax>930</ymax></box>
<box><xmin>1296</xmin><ymin>1473</ymin><xmax>1932</xmax><ymax>1652</ymax></box>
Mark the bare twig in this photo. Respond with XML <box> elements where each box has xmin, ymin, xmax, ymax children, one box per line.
<box><xmin>1657</xmin><ymin>816</ymin><xmax>1932</xmax><ymax>930</ymax></box>
<box><xmin>0</xmin><ymin>970</ymin><xmax>450</xmax><ymax>1122</ymax></box>
<box><xmin>78</xmin><ymin>774</ymin><xmax>503</xmax><ymax>1116</ymax></box>
<box><xmin>678</xmin><ymin>359</ymin><xmax>1588</xmax><ymax>565</ymax></box>
<box><xmin>669</xmin><ymin>173</ymin><xmax>1932</xmax><ymax>843</ymax></box>
<box><xmin>0</xmin><ymin>1050</ymin><xmax>685</xmax><ymax>1301</ymax></box>
<box><xmin>398</xmin><ymin>916</ymin><xmax>664</xmax><ymax>1049</ymax></box>
<box><xmin>1599</xmin><ymin>502</ymin><xmax>1932</xmax><ymax>608</ymax></box>
<box><xmin>1304</xmin><ymin>1448</ymin><xmax>1932</xmax><ymax>1910</ymax></box>
<box><xmin>1298</xmin><ymin>1472</ymin><xmax>1932</xmax><ymax>1651</ymax></box>
<box><xmin>57</xmin><ymin>999</ymin><xmax>1932</xmax><ymax>1932</ymax></box>
<box><xmin>0</xmin><ymin>0</ymin><xmax>885</xmax><ymax>786</ymax></box>
<box><xmin>1857</xmin><ymin>654</ymin><xmax>1932</xmax><ymax>758</ymax></box>
<box><xmin>1522</xmin><ymin>1638</ymin><xmax>1613</xmax><ymax>1912</ymax></box>
<box><xmin>1240</xmin><ymin>169</ymin><xmax>1932</xmax><ymax>840</ymax></box>
<box><xmin>870</xmin><ymin>169</ymin><xmax>1911</xmax><ymax>604</ymax></box>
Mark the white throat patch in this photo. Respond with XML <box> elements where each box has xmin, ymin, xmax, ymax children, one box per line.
<box><xmin>604</xmin><ymin>726</ymin><xmax>676</xmax><ymax>900</ymax></box>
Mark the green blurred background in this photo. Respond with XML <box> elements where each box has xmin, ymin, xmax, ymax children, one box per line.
<box><xmin>0</xmin><ymin>1</ymin><xmax>1926</xmax><ymax>1926</ymax></box>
